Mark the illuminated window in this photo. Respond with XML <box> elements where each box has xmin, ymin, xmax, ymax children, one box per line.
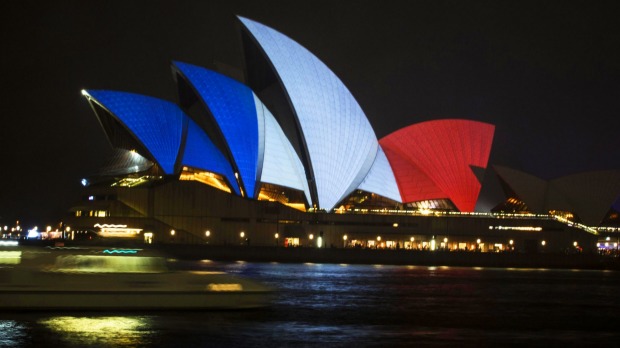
<box><xmin>179</xmin><ymin>167</ymin><xmax>232</xmax><ymax>194</ymax></box>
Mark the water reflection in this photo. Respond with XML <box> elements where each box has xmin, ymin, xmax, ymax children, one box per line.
<box><xmin>0</xmin><ymin>263</ymin><xmax>617</xmax><ymax>347</ymax></box>
<box><xmin>0</xmin><ymin>320</ymin><xmax>27</xmax><ymax>346</ymax></box>
<box><xmin>39</xmin><ymin>316</ymin><xmax>154</xmax><ymax>346</ymax></box>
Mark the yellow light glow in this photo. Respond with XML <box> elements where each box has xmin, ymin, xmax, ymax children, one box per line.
<box><xmin>207</xmin><ymin>283</ymin><xmax>243</xmax><ymax>291</ymax></box>
<box><xmin>39</xmin><ymin>316</ymin><xmax>151</xmax><ymax>346</ymax></box>
<box><xmin>0</xmin><ymin>251</ymin><xmax>21</xmax><ymax>264</ymax></box>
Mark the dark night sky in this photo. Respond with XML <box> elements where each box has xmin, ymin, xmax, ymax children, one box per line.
<box><xmin>1</xmin><ymin>0</ymin><xmax>619</xmax><ymax>226</ymax></box>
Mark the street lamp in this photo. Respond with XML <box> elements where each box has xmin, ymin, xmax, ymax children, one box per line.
<box><xmin>274</xmin><ymin>233</ymin><xmax>279</xmax><ymax>246</ymax></box>
<box><xmin>343</xmin><ymin>234</ymin><xmax>348</xmax><ymax>248</ymax></box>
<box><xmin>205</xmin><ymin>230</ymin><xmax>210</xmax><ymax>244</ymax></box>
<box><xmin>410</xmin><ymin>237</ymin><xmax>414</xmax><ymax>250</ymax></box>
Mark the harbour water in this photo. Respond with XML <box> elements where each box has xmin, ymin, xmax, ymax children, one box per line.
<box><xmin>1</xmin><ymin>261</ymin><xmax>618</xmax><ymax>347</ymax></box>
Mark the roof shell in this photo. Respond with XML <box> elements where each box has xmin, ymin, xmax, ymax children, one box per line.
<box><xmin>182</xmin><ymin>118</ymin><xmax>241</xmax><ymax>195</ymax></box>
<box><xmin>381</xmin><ymin>119</ymin><xmax>495</xmax><ymax>212</ymax></box>
<box><xmin>494</xmin><ymin>165</ymin><xmax>620</xmax><ymax>225</ymax></box>
<box><xmin>173</xmin><ymin>61</ymin><xmax>260</xmax><ymax>198</ymax></box>
<box><xmin>357</xmin><ymin>146</ymin><xmax>402</xmax><ymax>203</ymax></box>
<box><xmin>84</xmin><ymin>90</ymin><xmax>185</xmax><ymax>175</ymax></box>
<box><xmin>258</xmin><ymin>98</ymin><xmax>312</xmax><ymax>204</ymax></box>
<box><xmin>239</xmin><ymin>16</ymin><xmax>378</xmax><ymax>211</ymax></box>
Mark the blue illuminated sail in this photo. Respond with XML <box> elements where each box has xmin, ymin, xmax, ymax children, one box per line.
<box><xmin>173</xmin><ymin>61</ymin><xmax>259</xmax><ymax>198</ymax></box>
<box><xmin>182</xmin><ymin>119</ymin><xmax>241</xmax><ymax>195</ymax></box>
<box><xmin>84</xmin><ymin>90</ymin><xmax>184</xmax><ymax>174</ymax></box>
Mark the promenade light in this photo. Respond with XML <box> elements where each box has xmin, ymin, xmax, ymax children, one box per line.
<box><xmin>309</xmin><ymin>233</ymin><xmax>314</xmax><ymax>240</ymax></box>
<box><xmin>443</xmin><ymin>238</ymin><xmax>448</xmax><ymax>243</ymax></box>
<box><xmin>205</xmin><ymin>230</ymin><xmax>210</xmax><ymax>237</ymax></box>
<box><xmin>541</xmin><ymin>240</ymin><xmax>546</xmax><ymax>246</ymax></box>
<box><xmin>509</xmin><ymin>240</ymin><xmax>514</xmax><ymax>245</ymax></box>
<box><xmin>240</xmin><ymin>231</ymin><xmax>245</xmax><ymax>238</ymax></box>
<box><xmin>343</xmin><ymin>234</ymin><xmax>348</xmax><ymax>241</ymax></box>
<box><xmin>170</xmin><ymin>230</ymin><xmax>175</xmax><ymax>236</ymax></box>
<box><xmin>573</xmin><ymin>241</ymin><xmax>578</xmax><ymax>247</ymax></box>
<box><xmin>476</xmin><ymin>239</ymin><xmax>481</xmax><ymax>244</ymax></box>
<box><xmin>377</xmin><ymin>236</ymin><xmax>381</xmax><ymax>241</ymax></box>
<box><xmin>275</xmin><ymin>233</ymin><xmax>279</xmax><ymax>239</ymax></box>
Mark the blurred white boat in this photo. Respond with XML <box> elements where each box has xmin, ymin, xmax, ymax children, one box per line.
<box><xmin>0</xmin><ymin>247</ymin><xmax>273</xmax><ymax>310</ymax></box>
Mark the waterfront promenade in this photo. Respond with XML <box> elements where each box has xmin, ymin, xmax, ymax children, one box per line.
<box><xmin>15</xmin><ymin>240</ymin><xmax>620</xmax><ymax>270</ymax></box>
<box><xmin>159</xmin><ymin>244</ymin><xmax>620</xmax><ymax>271</ymax></box>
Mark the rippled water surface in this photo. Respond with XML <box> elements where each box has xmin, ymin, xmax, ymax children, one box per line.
<box><xmin>1</xmin><ymin>262</ymin><xmax>619</xmax><ymax>347</ymax></box>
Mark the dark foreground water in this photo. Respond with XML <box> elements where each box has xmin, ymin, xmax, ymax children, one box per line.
<box><xmin>1</xmin><ymin>262</ymin><xmax>619</xmax><ymax>347</ymax></box>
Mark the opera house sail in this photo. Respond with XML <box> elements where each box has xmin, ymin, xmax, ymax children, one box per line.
<box><xmin>69</xmin><ymin>16</ymin><xmax>610</xmax><ymax>251</ymax></box>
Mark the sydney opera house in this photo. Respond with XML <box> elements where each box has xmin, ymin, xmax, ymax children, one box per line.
<box><xmin>65</xmin><ymin>16</ymin><xmax>620</xmax><ymax>252</ymax></box>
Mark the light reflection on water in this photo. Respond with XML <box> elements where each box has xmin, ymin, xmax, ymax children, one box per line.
<box><xmin>0</xmin><ymin>263</ymin><xmax>619</xmax><ymax>347</ymax></box>
<box><xmin>38</xmin><ymin>316</ymin><xmax>154</xmax><ymax>346</ymax></box>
